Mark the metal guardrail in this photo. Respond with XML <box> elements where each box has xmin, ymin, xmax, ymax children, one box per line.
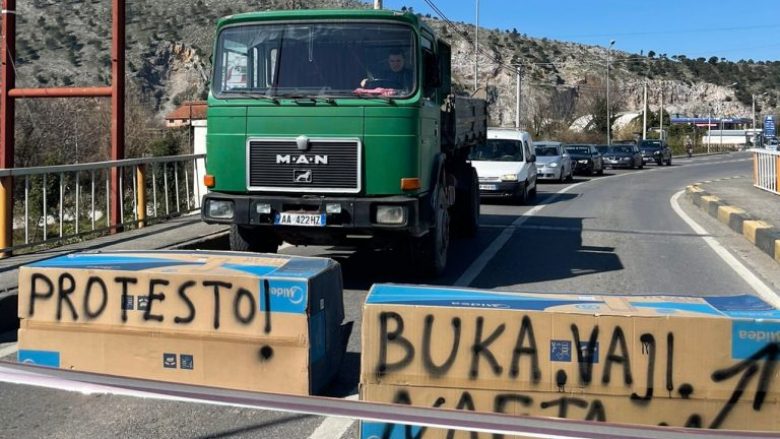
<box><xmin>1</xmin><ymin>361</ymin><xmax>776</xmax><ymax>439</ymax></box>
<box><xmin>752</xmin><ymin>149</ymin><xmax>779</xmax><ymax>195</ymax></box>
<box><xmin>0</xmin><ymin>153</ymin><xmax>206</xmax><ymax>253</ymax></box>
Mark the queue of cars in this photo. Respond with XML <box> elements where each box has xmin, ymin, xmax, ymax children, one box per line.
<box><xmin>471</xmin><ymin>128</ymin><xmax>672</xmax><ymax>204</ymax></box>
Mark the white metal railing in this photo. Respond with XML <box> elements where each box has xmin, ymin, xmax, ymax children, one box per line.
<box><xmin>0</xmin><ymin>154</ymin><xmax>206</xmax><ymax>253</ymax></box>
<box><xmin>752</xmin><ymin>148</ymin><xmax>779</xmax><ymax>195</ymax></box>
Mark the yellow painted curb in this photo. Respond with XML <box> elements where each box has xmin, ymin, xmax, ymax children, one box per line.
<box><xmin>776</xmin><ymin>240</ymin><xmax>780</xmax><ymax>264</ymax></box>
<box><xmin>701</xmin><ymin>195</ymin><xmax>720</xmax><ymax>204</ymax></box>
<box><xmin>742</xmin><ymin>220</ymin><xmax>772</xmax><ymax>244</ymax></box>
<box><xmin>717</xmin><ymin>206</ymin><xmax>746</xmax><ymax>225</ymax></box>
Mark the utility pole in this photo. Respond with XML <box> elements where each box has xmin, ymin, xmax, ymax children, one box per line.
<box><xmin>659</xmin><ymin>85</ymin><xmax>664</xmax><ymax>141</ymax></box>
<box><xmin>606</xmin><ymin>40</ymin><xmax>615</xmax><ymax>145</ymax></box>
<box><xmin>474</xmin><ymin>0</ymin><xmax>479</xmax><ymax>91</ymax></box>
<box><xmin>515</xmin><ymin>65</ymin><xmax>522</xmax><ymax>129</ymax></box>
<box><xmin>707</xmin><ymin>108</ymin><xmax>712</xmax><ymax>154</ymax></box>
<box><xmin>752</xmin><ymin>94</ymin><xmax>756</xmax><ymax>135</ymax></box>
<box><xmin>373</xmin><ymin>0</ymin><xmax>382</xmax><ymax>9</ymax></box>
<box><xmin>642</xmin><ymin>81</ymin><xmax>647</xmax><ymax>140</ymax></box>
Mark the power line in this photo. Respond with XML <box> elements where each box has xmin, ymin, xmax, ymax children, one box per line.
<box><xmin>418</xmin><ymin>1</ymin><xmax>774</xmax><ymax>87</ymax></box>
<box><xmin>421</xmin><ymin>0</ymin><xmax>519</xmax><ymax>76</ymax></box>
<box><xmin>553</xmin><ymin>23</ymin><xmax>780</xmax><ymax>39</ymax></box>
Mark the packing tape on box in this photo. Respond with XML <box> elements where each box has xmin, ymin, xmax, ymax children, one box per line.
<box><xmin>0</xmin><ymin>361</ymin><xmax>774</xmax><ymax>439</ymax></box>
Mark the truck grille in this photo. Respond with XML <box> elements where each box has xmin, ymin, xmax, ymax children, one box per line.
<box><xmin>247</xmin><ymin>138</ymin><xmax>361</xmax><ymax>193</ymax></box>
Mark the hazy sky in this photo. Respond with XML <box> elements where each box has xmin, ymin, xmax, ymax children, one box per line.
<box><xmin>373</xmin><ymin>0</ymin><xmax>780</xmax><ymax>61</ymax></box>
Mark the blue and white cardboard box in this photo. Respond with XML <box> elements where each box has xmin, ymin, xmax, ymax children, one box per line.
<box><xmin>18</xmin><ymin>250</ymin><xmax>345</xmax><ymax>395</ymax></box>
<box><xmin>359</xmin><ymin>284</ymin><xmax>780</xmax><ymax>435</ymax></box>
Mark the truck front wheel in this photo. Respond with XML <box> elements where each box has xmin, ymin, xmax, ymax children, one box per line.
<box><xmin>229</xmin><ymin>225</ymin><xmax>279</xmax><ymax>253</ymax></box>
<box><xmin>412</xmin><ymin>184</ymin><xmax>450</xmax><ymax>276</ymax></box>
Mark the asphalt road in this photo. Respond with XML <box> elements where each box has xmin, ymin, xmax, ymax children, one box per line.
<box><xmin>1</xmin><ymin>151</ymin><xmax>776</xmax><ymax>439</ymax></box>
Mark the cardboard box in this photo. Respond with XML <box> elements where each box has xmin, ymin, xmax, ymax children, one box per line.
<box><xmin>360</xmin><ymin>384</ymin><xmax>780</xmax><ymax>437</ymax></box>
<box><xmin>18</xmin><ymin>250</ymin><xmax>346</xmax><ymax>395</ymax></box>
<box><xmin>360</xmin><ymin>284</ymin><xmax>780</xmax><ymax>435</ymax></box>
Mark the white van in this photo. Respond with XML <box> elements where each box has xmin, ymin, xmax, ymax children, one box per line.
<box><xmin>469</xmin><ymin>128</ymin><xmax>537</xmax><ymax>204</ymax></box>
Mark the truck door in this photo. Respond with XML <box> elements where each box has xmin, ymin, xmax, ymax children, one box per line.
<box><xmin>420</xmin><ymin>33</ymin><xmax>441</xmax><ymax>191</ymax></box>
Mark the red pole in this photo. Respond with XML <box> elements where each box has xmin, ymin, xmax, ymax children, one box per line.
<box><xmin>0</xmin><ymin>0</ymin><xmax>16</xmax><ymax>254</ymax></box>
<box><xmin>110</xmin><ymin>0</ymin><xmax>126</xmax><ymax>230</ymax></box>
<box><xmin>9</xmin><ymin>87</ymin><xmax>113</xmax><ymax>98</ymax></box>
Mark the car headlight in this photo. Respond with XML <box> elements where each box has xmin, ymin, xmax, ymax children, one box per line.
<box><xmin>376</xmin><ymin>206</ymin><xmax>406</xmax><ymax>225</ymax></box>
<box><xmin>578</xmin><ymin>160</ymin><xmax>589</xmax><ymax>164</ymax></box>
<box><xmin>548</xmin><ymin>162</ymin><xmax>559</xmax><ymax>168</ymax></box>
<box><xmin>207</xmin><ymin>199</ymin><xmax>234</xmax><ymax>219</ymax></box>
<box><xmin>500</xmin><ymin>174</ymin><xmax>518</xmax><ymax>182</ymax></box>
<box><xmin>653</xmin><ymin>151</ymin><xmax>661</xmax><ymax>155</ymax></box>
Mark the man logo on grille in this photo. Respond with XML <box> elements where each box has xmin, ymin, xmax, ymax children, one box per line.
<box><xmin>276</xmin><ymin>154</ymin><xmax>328</xmax><ymax>165</ymax></box>
<box><xmin>294</xmin><ymin>169</ymin><xmax>313</xmax><ymax>183</ymax></box>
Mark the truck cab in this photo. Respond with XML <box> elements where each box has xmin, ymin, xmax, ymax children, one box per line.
<box><xmin>201</xmin><ymin>9</ymin><xmax>486</xmax><ymax>275</ymax></box>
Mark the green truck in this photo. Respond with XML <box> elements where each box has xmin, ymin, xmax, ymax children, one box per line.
<box><xmin>201</xmin><ymin>9</ymin><xmax>487</xmax><ymax>275</ymax></box>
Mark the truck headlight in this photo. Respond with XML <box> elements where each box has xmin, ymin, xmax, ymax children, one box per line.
<box><xmin>207</xmin><ymin>199</ymin><xmax>234</xmax><ymax>219</ymax></box>
<box><xmin>500</xmin><ymin>174</ymin><xmax>518</xmax><ymax>182</ymax></box>
<box><xmin>376</xmin><ymin>206</ymin><xmax>406</xmax><ymax>225</ymax></box>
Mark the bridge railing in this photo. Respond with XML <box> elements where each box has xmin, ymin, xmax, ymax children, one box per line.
<box><xmin>752</xmin><ymin>148</ymin><xmax>779</xmax><ymax>195</ymax></box>
<box><xmin>0</xmin><ymin>154</ymin><xmax>206</xmax><ymax>254</ymax></box>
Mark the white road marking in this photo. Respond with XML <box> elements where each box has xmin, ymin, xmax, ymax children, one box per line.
<box><xmin>306</xmin><ymin>394</ymin><xmax>358</xmax><ymax>439</ymax></box>
<box><xmin>670</xmin><ymin>190</ymin><xmax>780</xmax><ymax>308</ymax></box>
<box><xmin>455</xmin><ymin>181</ymin><xmax>587</xmax><ymax>287</ymax></box>
<box><xmin>0</xmin><ymin>343</ymin><xmax>18</xmax><ymax>359</ymax></box>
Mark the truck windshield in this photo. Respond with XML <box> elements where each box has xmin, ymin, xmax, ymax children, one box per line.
<box><xmin>470</xmin><ymin>139</ymin><xmax>524</xmax><ymax>161</ymax></box>
<box><xmin>213</xmin><ymin>22</ymin><xmax>417</xmax><ymax>98</ymax></box>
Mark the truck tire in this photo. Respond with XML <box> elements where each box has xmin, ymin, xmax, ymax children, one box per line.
<box><xmin>453</xmin><ymin>166</ymin><xmax>479</xmax><ymax>238</ymax></box>
<box><xmin>413</xmin><ymin>183</ymin><xmax>450</xmax><ymax>277</ymax></box>
<box><xmin>229</xmin><ymin>224</ymin><xmax>279</xmax><ymax>253</ymax></box>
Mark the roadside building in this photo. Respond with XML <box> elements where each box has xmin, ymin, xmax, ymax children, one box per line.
<box><xmin>165</xmin><ymin>101</ymin><xmax>208</xmax><ymax>200</ymax></box>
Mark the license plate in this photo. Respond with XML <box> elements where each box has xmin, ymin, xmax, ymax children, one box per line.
<box><xmin>274</xmin><ymin>212</ymin><xmax>326</xmax><ymax>227</ymax></box>
<box><xmin>479</xmin><ymin>184</ymin><xmax>497</xmax><ymax>190</ymax></box>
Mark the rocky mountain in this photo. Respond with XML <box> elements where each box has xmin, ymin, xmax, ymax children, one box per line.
<box><xmin>10</xmin><ymin>0</ymin><xmax>780</xmax><ymax>140</ymax></box>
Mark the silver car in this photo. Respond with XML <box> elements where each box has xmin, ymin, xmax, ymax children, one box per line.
<box><xmin>534</xmin><ymin>141</ymin><xmax>573</xmax><ymax>182</ymax></box>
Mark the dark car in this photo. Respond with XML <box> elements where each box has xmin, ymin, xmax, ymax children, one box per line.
<box><xmin>597</xmin><ymin>144</ymin><xmax>644</xmax><ymax>169</ymax></box>
<box><xmin>639</xmin><ymin>139</ymin><xmax>672</xmax><ymax>166</ymax></box>
<box><xmin>564</xmin><ymin>144</ymin><xmax>603</xmax><ymax>175</ymax></box>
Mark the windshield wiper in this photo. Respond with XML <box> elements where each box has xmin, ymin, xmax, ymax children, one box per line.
<box><xmin>224</xmin><ymin>91</ymin><xmax>279</xmax><ymax>104</ymax></box>
<box><xmin>274</xmin><ymin>93</ymin><xmax>336</xmax><ymax>105</ymax></box>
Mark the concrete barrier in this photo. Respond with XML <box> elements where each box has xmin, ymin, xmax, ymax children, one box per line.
<box><xmin>17</xmin><ymin>250</ymin><xmax>347</xmax><ymax>395</ymax></box>
<box><xmin>359</xmin><ymin>284</ymin><xmax>780</xmax><ymax>436</ymax></box>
